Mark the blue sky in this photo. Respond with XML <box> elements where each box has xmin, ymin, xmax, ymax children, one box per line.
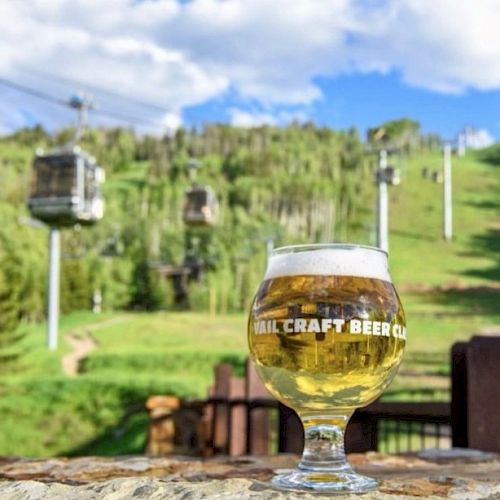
<box><xmin>184</xmin><ymin>72</ymin><xmax>500</xmax><ymax>140</ymax></box>
<box><xmin>1</xmin><ymin>0</ymin><xmax>499</xmax><ymax>143</ymax></box>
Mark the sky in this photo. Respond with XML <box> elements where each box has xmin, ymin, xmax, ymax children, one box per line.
<box><xmin>1</xmin><ymin>0</ymin><xmax>500</xmax><ymax>142</ymax></box>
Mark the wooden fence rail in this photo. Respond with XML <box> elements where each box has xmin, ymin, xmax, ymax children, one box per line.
<box><xmin>146</xmin><ymin>335</ymin><xmax>500</xmax><ymax>456</ymax></box>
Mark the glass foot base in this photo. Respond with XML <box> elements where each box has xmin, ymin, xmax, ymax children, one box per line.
<box><xmin>272</xmin><ymin>469</ymin><xmax>378</xmax><ymax>494</ymax></box>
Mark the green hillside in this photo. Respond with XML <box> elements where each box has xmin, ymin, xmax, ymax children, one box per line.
<box><xmin>389</xmin><ymin>148</ymin><xmax>500</xmax><ymax>397</ymax></box>
<box><xmin>390</xmin><ymin>150</ymin><xmax>499</xmax><ymax>286</ymax></box>
<box><xmin>0</xmin><ymin>124</ymin><xmax>375</xmax><ymax>321</ymax></box>
<box><xmin>0</xmin><ymin>311</ymin><xmax>247</xmax><ymax>457</ymax></box>
<box><xmin>0</xmin><ymin>125</ymin><xmax>499</xmax><ymax>457</ymax></box>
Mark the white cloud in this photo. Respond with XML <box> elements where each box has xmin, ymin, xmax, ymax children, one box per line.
<box><xmin>347</xmin><ymin>0</ymin><xmax>500</xmax><ymax>94</ymax></box>
<box><xmin>1</xmin><ymin>0</ymin><xmax>500</xmax><ymax>133</ymax></box>
<box><xmin>229</xmin><ymin>109</ymin><xmax>276</xmax><ymax>127</ymax></box>
<box><xmin>229</xmin><ymin>107</ymin><xmax>311</xmax><ymax>128</ymax></box>
<box><xmin>158</xmin><ymin>111</ymin><xmax>183</xmax><ymax>135</ymax></box>
<box><xmin>462</xmin><ymin>127</ymin><xmax>495</xmax><ymax>149</ymax></box>
<box><xmin>0</xmin><ymin>0</ymin><xmax>227</xmax><ymax>133</ymax></box>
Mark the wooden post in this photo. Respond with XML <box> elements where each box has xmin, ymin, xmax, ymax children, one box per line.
<box><xmin>346</xmin><ymin>413</ymin><xmax>378</xmax><ymax>453</ymax></box>
<box><xmin>278</xmin><ymin>403</ymin><xmax>303</xmax><ymax>453</ymax></box>
<box><xmin>245</xmin><ymin>359</ymin><xmax>270</xmax><ymax>455</ymax></box>
<box><xmin>465</xmin><ymin>335</ymin><xmax>500</xmax><ymax>451</ymax></box>
<box><xmin>451</xmin><ymin>342</ymin><xmax>468</xmax><ymax>448</ymax></box>
<box><xmin>228</xmin><ymin>377</ymin><xmax>246</xmax><ymax>456</ymax></box>
<box><xmin>201</xmin><ymin>386</ymin><xmax>215</xmax><ymax>456</ymax></box>
<box><xmin>212</xmin><ymin>363</ymin><xmax>232</xmax><ymax>454</ymax></box>
<box><xmin>145</xmin><ymin>396</ymin><xmax>181</xmax><ymax>456</ymax></box>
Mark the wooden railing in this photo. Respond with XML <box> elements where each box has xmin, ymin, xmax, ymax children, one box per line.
<box><xmin>146</xmin><ymin>335</ymin><xmax>500</xmax><ymax>456</ymax></box>
<box><xmin>146</xmin><ymin>360</ymin><xmax>452</xmax><ymax>456</ymax></box>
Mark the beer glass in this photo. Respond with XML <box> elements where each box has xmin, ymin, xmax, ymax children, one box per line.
<box><xmin>248</xmin><ymin>244</ymin><xmax>406</xmax><ymax>493</ymax></box>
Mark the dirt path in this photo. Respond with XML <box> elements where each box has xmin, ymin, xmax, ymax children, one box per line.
<box><xmin>61</xmin><ymin>315</ymin><xmax>127</xmax><ymax>376</ymax></box>
<box><xmin>73</xmin><ymin>315</ymin><xmax>128</xmax><ymax>333</ymax></box>
<box><xmin>62</xmin><ymin>331</ymin><xmax>98</xmax><ymax>376</ymax></box>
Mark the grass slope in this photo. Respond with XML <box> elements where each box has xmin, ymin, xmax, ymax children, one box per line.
<box><xmin>390</xmin><ymin>150</ymin><xmax>499</xmax><ymax>285</ymax></box>
<box><xmin>0</xmin><ymin>312</ymin><xmax>247</xmax><ymax>456</ymax></box>
<box><xmin>1</xmin><ymin>149</ymin><xmax>499</xmax><ymax>457</ymax></box>
<box><xmin>388</xmin><ymin>149</ymin><xmax>500</xmax><ymax>396</ymax></box>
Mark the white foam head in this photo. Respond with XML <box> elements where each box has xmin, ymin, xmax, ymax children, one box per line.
<box><xmin>264</xmin><ymin>244</ymin><xmax>391</xmax><ymax>282</ymax></box>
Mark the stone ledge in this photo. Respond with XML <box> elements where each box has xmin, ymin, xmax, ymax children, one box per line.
<box><xmin>1</xmin><ymin>450</ymin><xmax>499</xmax><ymax>499</ymax></box>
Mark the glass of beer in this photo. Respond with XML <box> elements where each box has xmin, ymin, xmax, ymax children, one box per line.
<box><xmin>248</xmin><ymin>244</ymin><xmax>406</xmax><ymax>493</ymax></box>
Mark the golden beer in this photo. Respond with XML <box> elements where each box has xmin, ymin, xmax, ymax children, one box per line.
<box><xmin>247</xmin><ymin>244</ymin><xmax>407</xmax><ymax>493</ymax></box>
<box><xmin>249</xmin><ymin>274</ymin><xmax>406</xmax><ymax>412</ymax></box>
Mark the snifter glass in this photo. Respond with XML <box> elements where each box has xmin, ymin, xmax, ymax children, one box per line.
<box><xmin>248</xmin><ymin>243</ymin><xmax>406</xmax><ymax>493</ymax></box>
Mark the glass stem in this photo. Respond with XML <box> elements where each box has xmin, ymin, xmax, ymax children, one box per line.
<box><xmin>298</xmin><ymin>413</ymin><xmax>353</xmax><ymax>472</ymax></box>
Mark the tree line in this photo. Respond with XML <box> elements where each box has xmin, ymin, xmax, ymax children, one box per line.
<box><xmin>0</xmin><ymin>118</ymin><xmax>438</xmax><ymax>361</ymax></box>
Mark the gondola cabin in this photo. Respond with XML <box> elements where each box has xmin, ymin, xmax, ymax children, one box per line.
<box><xmin>375</xmin><ymin>166</ymin><xmax>401</xmax><ymax>186</ymax></box>
<box><xmin>28</xmin><ymin>147</ymin><xmax>105</xmax><ymax>227</ymax></box>
<box><xmin>183</xmin><ymin>186</ymin><xmax>218</xmax><ymax>226</ymax></box>
<box><xmin>384</xmin><ymin>166</ymin><xmax>401</xmax><ymax>186</ymax></box>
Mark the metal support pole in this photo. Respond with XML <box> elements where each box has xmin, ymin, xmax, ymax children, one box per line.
<box><xmin>68</xmin><ymin>94</ymin><xmax>91</xmax><ymax>147</ymax></box>
<box><xmin>47</xmin><ymin>227</ymin><xmax>61</xmax><ymax>351</ymax></box>
<box><xmin>74</xmin><ymin>104</ymin><xmax>86</xmax><ymax>144</ymax></box>
<box><xmin>377</xmin><ymin>150</ymin><xmax>389</xmax><ymax>252</ymax></box>
<box><xmin>443</xmin><ymin>143</ymin><xmax>453</xmax><ymax>241</ymax></box>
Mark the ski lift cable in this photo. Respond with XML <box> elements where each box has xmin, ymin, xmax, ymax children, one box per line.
<box><xmin>0</xmin><ymin>77</ymin><xmax>68</xmax><ymax>108</ymax></box>
<box><xmin>19</xmin><ymin>66</ymin><xmax>172</xmax><ymax>115</ymax></box>
<box><xmin>90</xmin><ymin>107</ymin><xmax>165</xmax><ymax>128</ymax></box>
<box><xmin>0</xmin><ymin>77</ymin><xmax>165</xmax><ymax>129</ymax></box>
